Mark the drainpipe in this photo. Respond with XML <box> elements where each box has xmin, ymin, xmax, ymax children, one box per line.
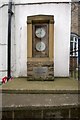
<box><xmin>7</xmin><ymin>0</ymin><xmax>13</xmax><ymax>81</ymax></box>
<box><xmin>78</xmin><ymin>38</ymin><xmax>80</xmax><ymax>80</ymax></box>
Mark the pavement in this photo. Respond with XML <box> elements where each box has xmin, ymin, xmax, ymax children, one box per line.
<box><xmin>2</xmin><ymin>93</ymin><xmax>79</xmax><ymax>110</ymax></box>
<box><xmin>0</xmin><ymin>77</ymin><xmax>79</xmax><ymax>94</ymax></box>
<box><xmin>0</xmin><ymin>77</ymin><xmax>80</xmax><ymax>111</ymax></box>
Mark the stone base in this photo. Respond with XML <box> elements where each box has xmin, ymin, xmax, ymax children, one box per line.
<box><xmin>2</xmin><ymin>107</ymin><xmax>79</xmax><ymax>119</ymax></box>
<box><xmin>27</xmin><ymin>61</ymin><xmax>54</xmax><ymax>80</ymax></box>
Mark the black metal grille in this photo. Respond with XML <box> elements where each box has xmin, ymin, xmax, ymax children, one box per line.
<box><xmin>70</xmin><ymin>33</ymin><xmax>79</xmax><ymax>80</ymax></box>
<box><xmin>78</xmin><ymin>37</ymin><xmax>80</xmax><ymax>80</ymax></box>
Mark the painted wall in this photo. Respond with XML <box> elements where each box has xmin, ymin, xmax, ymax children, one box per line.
<box><xmin>0</xmin><ymin>0</ymin><xmax>72</xmax><ymax>4</ymax></box>
<box><xmin>0</xmin><ymin>1</ymin><xmax>71</xmax><ymax>80</ymax></box>
<box><xmin>0</xmin><ymin>6</ymin><xmax>8</xmax><ymax>81</ymax></box>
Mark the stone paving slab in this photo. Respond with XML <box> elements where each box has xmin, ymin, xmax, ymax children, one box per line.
<box><xmin>2</xmin><ymin>93</ymin><xmax>79</xmax><ymax>111</ymax></box>
<box><xmin>0</xmin><ymin>78</ymin><xmax>79</xmax><ymax>94</ymax></box>
<box><xmin>1</xmin><ymin>78</ymin><xmax>80</xmax><ymax>119</ymax></box>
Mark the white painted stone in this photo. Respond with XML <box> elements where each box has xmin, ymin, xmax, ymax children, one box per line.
<box><xmin>0</xmin><ymin>0</ymin><xmax>72</xmax><ymax>4</ymax></box>
<box><xmin>0</xmin><ymin>1</ymin><xmax>71</xmax><ymax>77</ymax></box>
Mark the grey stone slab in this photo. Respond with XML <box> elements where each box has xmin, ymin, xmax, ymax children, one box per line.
<box><xmin>2</xmin><ymin>94</ymin><xmax>79</xmax><ymax>111</ymax></box>
<box><xmin>1</xmin><ymin>78</ymin><xmax>79</xmax><ymax>94</ymax></box>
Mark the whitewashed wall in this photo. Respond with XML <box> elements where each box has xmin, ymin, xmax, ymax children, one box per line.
<box><xmin>0</xmin><ymin>6</ymin><xmax>8</xmax><ymax>81</ymax></box>
<box><xmin>0</xmin><ymin>7</ymin><xmax>2</xmax><ymax>81</ymax></box>
<box><xmin>0</xmin><ymin>0</ymin><xmax>72</xmax><ymax>4</ymax></box>
<box><xmin>0</xmin><ymin>1</ymin><xmax>71</xmax><ymax>79</ymax></box>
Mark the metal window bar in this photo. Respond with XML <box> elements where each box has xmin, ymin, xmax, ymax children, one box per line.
<box><xmin>70</xmin><ymin>35</ymin><xmax>78</xmax><ymax>80</ymax></box>
<box><xmin>78</xmin><ymin>37</ymin><xmax>80</xmax><ymax>80</ymax></box>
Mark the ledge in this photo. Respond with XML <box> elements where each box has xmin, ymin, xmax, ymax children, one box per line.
<box><xmin>2</xmin><ymin>93</ymin><xmax>79</xmax><ymax>111</ymax></box>
<box><xmin>0</xmin><ymin>77</ymin><xmax>79</xmax><ymax>94</ymax></box>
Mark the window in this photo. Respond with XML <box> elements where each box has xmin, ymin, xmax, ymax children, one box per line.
<box><xmin>70</xmin><ymin>34</ymin><xmax>78</xmax><ymax>57</ymax></box>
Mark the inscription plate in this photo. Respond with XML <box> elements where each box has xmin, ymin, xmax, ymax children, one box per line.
<box><xmin>33</xmin><ymin>67</ymin><xmax>48</xmax><ymax>77</ymax></box>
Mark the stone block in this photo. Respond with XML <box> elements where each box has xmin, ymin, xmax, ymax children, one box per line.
<box><xmin>43</xmin><ymin>109</ymin><xmax>69</xmax><ymax>119</ymax></box>
<box><xmin>70</xmin><ymin>108</ymin><xmax>80</xmax><ymax>118</ymax></box>
<box><xmin>2</xmin><ymin>111</ymin><xmax>12</xmax><ymax>118</ymax></box>
<box><xmin>27</xmin><ymin>61</ymin><xmax>54</xmax><ymax>80</ymax></box>
<box><xmin>14</xmin><ymin>110</ymin><xmax>42</xmax><ymax>119</ymax></box>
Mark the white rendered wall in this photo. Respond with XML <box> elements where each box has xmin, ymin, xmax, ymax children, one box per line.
<box><xmin>0</xmin><ymin>6</ymin><xmax>8</xmax><ymax>81</ymax></box>
<box><xmin>0</xmin><ymin>7</ymin><xmax>2</xmax><ymax>81</ymax></box>
<box><xmin>15</xmin><ymin>3</ymin><xmax>71</xmax><ymax>77</ymax></box>
<box><xmin>0</xmin><ymin>2</ymin><xmax>71</xmax><ymax>78</ymax></box>
<box><xmin>0</xmin><ymin>0</ymin><xmax>71</xmax><ymax>4</ymax></box>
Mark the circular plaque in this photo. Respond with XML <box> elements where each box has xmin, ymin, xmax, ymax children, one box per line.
<box><xmin>35</xmin><ymin>28</ymin><xmax>45</xmax><ymax>38</ymax></box>
<box><xmin>36</xmin><ymin>42</ymin><xmax>46</xmax><ymax>51</ymax></box>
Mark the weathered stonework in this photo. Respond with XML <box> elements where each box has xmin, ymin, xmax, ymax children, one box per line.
<box><xmin>27</xmin><ymin>15</ymin><xmax>54</xmax><ymax>80</ymax></box>
<box><xmin>71</xmin><ymin>2</ymin><xmax>80</xmax><ymax>36</ymax></box>
<box><xmin>2</xmin><ymin>108</ymin><xmax>80</xmax><ymax>119</ymax></box>
<box><xmin>78</xmin><ymin>3</ymin><xmax>80</xmax><ymax>36</ymax></box>
<box><xmin>27</xmin><ymin>61</ymin><xmax>54</xmax><ymax>80</ymax></box>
